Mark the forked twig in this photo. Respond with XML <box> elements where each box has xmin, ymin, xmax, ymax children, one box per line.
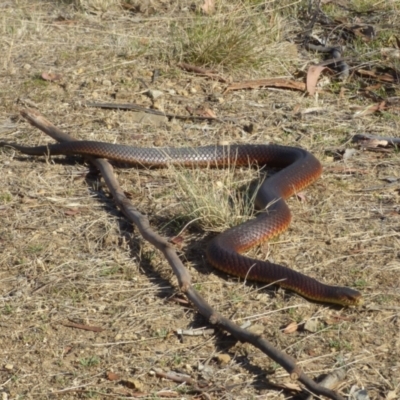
<box><xmin>14</xmin><ymin>108</ymin><xmax>346</xmax><ymax>400</ymax></box>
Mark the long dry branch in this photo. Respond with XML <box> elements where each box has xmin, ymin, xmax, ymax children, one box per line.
<box><xmin>13</xmin><ymin>107</ymin><xmax>346</xmax><ymax>400</ymax></box>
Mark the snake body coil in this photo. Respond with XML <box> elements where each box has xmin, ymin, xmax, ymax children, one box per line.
<box><xmin>5</xmin><ymin>141</ymin><xmax>362</xmax><ymax>306</ymax></box>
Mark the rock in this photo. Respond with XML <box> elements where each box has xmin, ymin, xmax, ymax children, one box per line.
<box><xmin>129</xmin><ymin>111</ymin><xmax>167</xmax><ymax>126</ymax></box>
<box><xmin>247</xmin><ymin>324</ymin><xmax>265</xmax><ymax>335</ymax></box>
<box><xmin>304</xmin><ymin>319</ymin><xmax>319</xmax><ymax>333</ymax></box>
<box><xmin>147</xmin><ymin>89</ymin><xmax>164</xmax><ymax>100</ymax></box>
<box><xmin>215</xmin><ymin>353</ymin><xmax>231</xmax><ymax>365</ymax></box>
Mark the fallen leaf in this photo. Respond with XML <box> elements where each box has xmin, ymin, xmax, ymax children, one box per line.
<box><xmin>283</xmin><ymin>321</ymin><xmax>298</xmax><ymax>334</ymax></box>
<box><xmin>113</xmin><ymin>388</ymin><xmax>131</xmax><ymax>396</ymax></box>
<box><xmin>153</xmin><ymin>368</ymin><xmax>196</xmax><ymax>385</ymax></box>
<box><xmin>61</xmin><ymin>321</ymin><xmax>103</xmax><ymax>332</ymax></box>
<box><xmin>395</xmin><ymin>36</ymin><xmax>400</xmax><ymax>48</ymax></box>
<box><xmin>128</xmin><ymin>134</ymin><xmax>144</xmax><ymax>141</ymax></box>
<box><xmin>201</xmin><ymin>108</ymin><xmax>217</xmax><ymax>119</ymax></box>
<box><xmin>121</xmin><ymin>2</ymin><xmax>140</xmax><ymax>12</ymax></box>
<box><xmin>386</xmin><ymin>390</ymin><xmax>397</xmax><ymax>400</ymax></box>
<box><xmin>350</xmin><ymin>24</ymin><xmax>375</xmax><ymax>41</ymax></box>
<box><xmin>300</xmin><ymin>107</ymin><xmax>325</xmax><ymax>115</ymax></box>
<box><xmin>306</xmin><ymin>348</ymin><xmax>318</xmax><ymax>356</ymax></box>
<box><xmin>0</xmin><ymin>206</ymin><xmax>9</xmax><ymax>214</ymax></box>
<box><xmin>167</xmin><ymin>294</ymin><xmax>190</xmax><ymax>306</ymax></box>
<box><xmin>356</xmin><ymin>69</ymin><xmax>396</xmax><ymax>83</ymax></box>
<box><xmin>63</xmin><ymin>346</ymin><xmax>73</xmax><ymax>355</ymax></box>
<box><xmin>170</xmin><ymin>235</ymin><xmax>184</xmax><ymax>247</ymax></box>
<box><xmin>306</xmin><ymin>65</ymin><xmax>327</xmax><ymax>96</ymax></box>
<box><xmin>224</xmin><ymin>78</ymin><xmax>305</xmax><ymax>93</ymax></box>
<box><xmin>276</xmin><ymin>382</ymin><xmax>302</xmax><ymax>391</ymax></box>
<box><xmin>123</xmin><ymin>191</ymin><xmax>134</xmax><ymax>199</ymax></box>
<box><xmin>364</xmin><ymin>83</ymin><xmax>382</xmax><ymax>91</ymax></box>
<box><xmin>121</xmin><ymin>378</ymin><xmax>144</xmax><ymax>391</ymax></box>
<box><xmin>177</xmin><ymin>62</ymin><xmax>228</xmax><ymax>83</ymax></box>
<box><xmin>353</xmin><ymin>101</ymin><xmax>386</xmax><ymax>118</ymax></box>
<box><xmin>381</xmin><ymin>47</ymin><xmax>400</xmax><ymax>60</ymax></box>
<box><xmin>187</xmin><ymin>106</ymin><xmax>217</xmax><ymax>119</ymax></box>
<box><xmin>215</xmin><ymin>353</ymin><xmax>231</xmax><ymax>365</ymax></box>
<box><xmin>107</xmin><ymin>371</ymin><xmax>120</xmax><ymax>381</ymax></box>
<box><xmin>383</xmin><ymin>177</ymin><xmax>399</xmax><ymax>183</ymax></box>
<box><xmin>296</xmin><ymin>192</ymin><xmax>307</xmax><ymax>202</ymax></box>
<box><xmin>155</xmin><ymin>391</ymin><xmax>180</xmax><ymax>398</ymax></box>
<box><xmin>201</xmin><ymin>0</ymin><xmax>215</xmax><ymax>14</ymax></box>
<box><xmin>53</xmin><ymin>16</ymin><xmax>76</xmax><ymax>25</ymax></box>
<box><xmin>64</xmin><ymin>208</ymin><xmax>80</xmax><ymax>216</ymax></box>
<box><xmin>343</xmin><ymin>148</ymin><xmax>357</xmax><ymax>161</ymax></box>
<box><xmin>41</xmin><ymin>72</ymin><xmax>62</xmax><ymax>82</ymax></box>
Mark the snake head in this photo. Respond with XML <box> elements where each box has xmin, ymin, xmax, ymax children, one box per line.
<box><xmin>334</xmin><ymin>287</ymin><xmax>363</xmax><ymax>306</ymax></box>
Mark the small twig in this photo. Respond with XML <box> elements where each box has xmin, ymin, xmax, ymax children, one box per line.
<box><xmin>52</xmin><ymin>389</ymin><xmax>128</xmax><ymax>397</ymax></box>
<box><xmin>324</xmin><ymin>166</ymin><xmax>368</xmax><ymax>175</ymax></box>
<box><xmin>175</xmin><ymin>328</ymin><xmax>215</xmax><ymax>336</ymax></box>
<box><xmin>177</xmin><ymin>62</ymin><xmax>228</xmax><ymax>83</ymax></box>
<box><xmin>84</xmin><ymin>101</ymin><xmax>222</xmax><ymax>122</ymax></box>
<box><xmin>152</xmin><ymin>369</ymin><xmax>219</xmax><ymax>395</ymax></box>
<box><xmin>61</xmin><ymin>321</ymin><xmax>104</xmax><ymax>332</ymax></box>
<box><xmin>152</xmin><ymin>368</ymin><xmax>196</xmax><ymax>386</ymax></box>
<box><xmin>224</xmin><ymin>78</ymin><xmax>306</xmax><ymax>93</ymax></box>
<box><xmin>14</xmin><ymin>108</ymin><xmax>347</xmax><ymax>400</ymax></box>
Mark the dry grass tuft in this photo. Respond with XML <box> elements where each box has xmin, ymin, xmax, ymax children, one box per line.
<box><xmin>170</xmin><ymin>163</ymin><xmax>262</xmax><ymax>233</ymax></box>
<box><xmin>169</xmin><ymin>1</ymin><xmax>296</xmax><ymax>73</ymax></box>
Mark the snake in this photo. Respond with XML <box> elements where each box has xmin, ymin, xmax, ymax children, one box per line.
<box><xmin>2</xmin><ymin>140</ymin><xmax>362</xmax><ymax>306</ymax></box>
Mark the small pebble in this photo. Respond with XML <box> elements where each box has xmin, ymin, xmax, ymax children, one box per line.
<box><xmin>215</xmin><ymin>353</ymin><xmax>231</xmax><ymax>365</ymax></box>
<box><xmin>304</xmin><ymin>319</ymin><xmax>319</xmax><ymax>333</ymax></box>
<box><xmin>147</xmin><ymin>89</ymin><xmax>164</xmax><ymax>100</ymax></box>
